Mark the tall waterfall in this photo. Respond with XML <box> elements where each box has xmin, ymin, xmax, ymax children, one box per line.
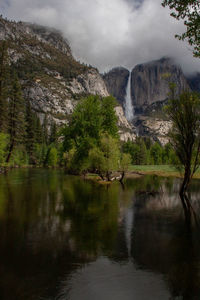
<box><xmin>125</xmin><ymin>72</ymin><xmax>134</xmax><ymax>121</ymax></box>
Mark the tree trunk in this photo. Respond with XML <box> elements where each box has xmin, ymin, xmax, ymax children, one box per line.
<box><xmin>180</xmin><ymin>194</ymin><xmax>191</xmax><ymax>230</ymax></box>
<box><xmin>180</xmin><ymin>164</ymin><xmax>191</xmax><ymax>198</ymax></box>
<box><xmin>120</xmin><ymin>171</ymin><xmax>125</xmax><ymax>183</ymax></box>
<box><xmin>106</xmin><ymin>171</ymin><xmax>111</xmax><ymax>181</ymax></box>
<box><xmin>6</xmin><ymin>141</ymin><xmax>14</xmax><ymax>163</ymax></box>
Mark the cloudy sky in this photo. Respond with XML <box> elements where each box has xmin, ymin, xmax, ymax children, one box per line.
<box><xmin>1</xmin><ymin>0</ymin><xmax>200</xmax><ymax>74</ymax></box>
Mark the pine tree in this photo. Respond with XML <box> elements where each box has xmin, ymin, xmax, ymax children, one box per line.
<box><xmin>49</xmin><ymin>121</ymin><xmax>57</xmax><ymax>144</ymax></box>
<box><xmin>34</xmin><ymin>115</ymin><xmax>42</xmax><ymax>144</ymax></box>
<box><xmin>25</xmin><ymin>100</ymin><xmax>36</xmax><ymax>164</ymax></box>
<box><xmin>42</xmin><ymin>114</ymin><xmax>48</xmax><ymax>145</ymax></box>
<box><xmin>0</xmin><ymin>41</ymin><xmax>9</xmax><ymax>132</ymax></box>
<box><xmin>6</xmin><ymin>71</ymin><xmax>26</xmax><ymax>163</ymax></box>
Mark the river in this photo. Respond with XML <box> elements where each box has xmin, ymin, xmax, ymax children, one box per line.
<box><xmin>0</xmin><ymin>169</ymin><xmax>200</xmax><ymax>300</ymax></box>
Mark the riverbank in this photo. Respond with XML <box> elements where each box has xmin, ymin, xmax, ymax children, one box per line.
<box><xmin>1</xmin><ymin>165</ymin><xmax>200</xmax><ymax>180</ymax></box>
<box><xmin>86</xmin><ymin>165</ymin><xmax>200</xmax><ymax>182</ymax></box>
<box><xmin>129</xmin><ymin>165</ymin><xmax>200</xmax><ymax>178</ymax></box>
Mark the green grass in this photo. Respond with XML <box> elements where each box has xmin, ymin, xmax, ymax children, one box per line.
<box><xmin>129</xmin><ymin>165</ymin><xmax>200</xmax><ymax>178</ymax></box>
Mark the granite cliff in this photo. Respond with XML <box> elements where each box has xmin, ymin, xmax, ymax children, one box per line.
<box><xmin>104</xmin><ymin>57</ymin><xmax>200</xmax><ymax>144</ymax></box>
<box><xmin>0</xmin><ymin>16</ymin><xmax>134</xmax><ymax>140</ymax></box>
<box><xmin>102</xmin><ymin>67</ymin><xmax>129</xmax><ymax>108</ymax></box>
<box><xmin>187</xmin><ymin>72</ymin><xmax>200</xmax><ymax>93</ymax></box>
<box><xmin>131</xmin><ymin>57</ymin><xmax>190</xmax><ymax>114</ymax></box>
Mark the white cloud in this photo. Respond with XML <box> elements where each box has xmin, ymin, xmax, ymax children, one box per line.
<box><xmin>1</xmin><ymin>0</ymin><xmax>200</xmax><ymax>73</ymax></box>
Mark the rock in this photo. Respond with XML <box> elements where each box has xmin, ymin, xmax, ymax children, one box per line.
<box><xmin>70</xmin><ymin>69</ymin><xmax>109</xmax><ymax>97</ymax></box>
<box><xmin>0</xmin><ymin>16</ymin><xmax>109</xmax><ymax>126</ymax></box>
<box><xmin>186</xmin><ymin>72</ymin><xmax>200</xmax><ymax>92</ymax></box>
<box><xmin>103</xmin><ymin>67</ymin><xmax>129</xmax><ymax>107</ymax></box>
<box><xmin>131</xmin><ymin>57</ymin><xmax>190</xmax><ymax>114</ymax></box>
<box><xmin>136</xmin><ymin>116</ymin><xmax>172</xmax><ymax>145</ymax></box>
<box><xmin>115</xmin><ymin>106</ymin><xmax>136</xmax><ymax>142</ymax></box>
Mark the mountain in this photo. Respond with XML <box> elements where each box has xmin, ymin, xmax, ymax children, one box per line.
<box><xmin>103</xmin><ymin>57</ymin><xmax>200</xmax><ymax>144</ymax></box>
<box><xmin>104</xmin><ymin>57</ymin><xmax>192</xmax><ymax>115</ymax></box>
<box><xmin>131</xmin><ymin>57</ymin><xmax>190</xmax><ymax>114</ymax></box>
<box><xmin>102</xmin><ymin>67</ymin><xmax>129</xmax><ymax>108</ymax></box>
<box><xmin>187</xmin><ymin>72</ymin><xmax>200</xmax><ymax>92</ymax></box>
<box><xmin>0</xmin><ymin>16</ymin><xmax>135</xmax><ymax>141</ymax></box>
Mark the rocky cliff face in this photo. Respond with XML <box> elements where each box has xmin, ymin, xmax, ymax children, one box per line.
<box><xmin>131</xmin><ymin>57</ymin><xmax>190</xmax><ymax>114</ymax></box>
<box><xmin>23</xmin><ymin>68</ymin><xmax>109</xmax><ymax>125</ymax></box>
<box><xmin>115</xmin><ymin>106</ymin><xmax>136</xmax><ymax>142</ymax></box>
<box><xmin>103</xmin><ymin>67</ymin><xmax>129</xmax><ymax>107</ymax></box>
<box><xmin>0</xmin><ymin>16</ymin><xmax>109</xmax><ymax>120</ymax></box>
<box><xmin>0</xmin><ymin>16</ymin><xmax>134</xmax><ymax>140</ymax></box>
<box><xmin>104</xmin><ymin>58</ymin><xmax>197</xmax><ymax>143</ymax></box>
<box><xmin>135</xmin><ymin>117</ymin><xmax>172</xmax><ymax>145</ymax></box>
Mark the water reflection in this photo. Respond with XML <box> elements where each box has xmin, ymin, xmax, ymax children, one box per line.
<box><xmin>0</xmin><ymin>170</ymin><xmax>199</xmax><ymax>300</ymax></box>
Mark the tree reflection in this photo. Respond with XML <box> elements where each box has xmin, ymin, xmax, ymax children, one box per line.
<box><xmin>0</xmin><ymin>169</ymin><xmax>131</xmax><ymax>300</ymax></box>
<box><xmin>131</xmin><ymin>184</ymin><xmax>200</xmax><ymax>300</ymax></box>
<box><xmin>0</xmin><ymin>170</ymin><xmax>200</xmax><ymax>300</ymax></box>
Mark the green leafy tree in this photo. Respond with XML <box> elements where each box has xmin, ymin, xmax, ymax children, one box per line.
<box><xmin>99</xmin><ymin>134</ymin><xmax>120</xmax><ymax>181</ymax></box>
<box><xmin>162</xmin><ymin>143</ymin><xmax>177</xmax><ymax>164</ymax></box>
<box><xmin>136</xmin><ymin>138</ymin><xmax>148</xmax><ymax>165</ymax></box>
<box><xmin>101</xmin><ymin>96</ymin><xmax>118</xmax><ymax>137</ymax></box>
<box><xmin>62</xmin><ymin>95</ymin><xmax>119</xmax><ymax>174</ymax></box>
<box><xmin>47</xmin><ymin>147</ymin><xmax>58</xmax><ymax>167</ymax></box>
<box><xmin>150</xmin><ymin>142</ymin><xmax>163</xmax><ymax>165</ymax></box>
<box><xmin>165</xmin><ymin>91</ymin><xmax>200</xmax><ymax>196</ymax></box>
<box><xmin>119</xmin><ymin>153</ymin><xmax>132</xmax><ymax>182</ymax></box>
<box><xmin>162</xmin><ymin>0</ymin><xmax>200</xmax><ymax>57</ymax></box>
<box><xmin>88</xmin><ymin>134</ymin><xmax>120</xmax><ymax>181</ymax></box>
<box><xmin>123</xmin><ymin>138</ymin><xmax>148</xmax><ymax>165</ymax></box>
<box><xmin>9</xmin><ymin>145</ymin><xmax>28</xmax><ymax>167</ymax></box>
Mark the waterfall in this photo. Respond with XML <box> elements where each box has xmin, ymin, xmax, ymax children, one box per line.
<box><xmin>125</xmin><ymin>72</ymin><xmax>134</xmax><ymax>121</ymax></box>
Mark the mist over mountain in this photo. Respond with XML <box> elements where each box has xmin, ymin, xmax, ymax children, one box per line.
<box><xmin>1</xmin><ymin>0</ymin><xmax>200</xmax><ymax>74</ymax></box>
<box><xmin>1</xmin><ymin>10</ymin><xmax>200</xmax><ymax>145</ymax></box>
<box><xmin>103</xmin><ymin>57</ymin><xmax>200</xmax><ymax>114</ymax></box>
<box><xmin>0</xmin><ymin>16</ymin><xmax>136</xmax><ymax>142</ymax></box>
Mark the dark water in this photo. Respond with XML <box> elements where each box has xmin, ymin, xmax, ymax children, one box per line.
<box><xmin>0</xmin><ymin>169</ymin><xmax>200</xmax><ymax>300</ymax></box>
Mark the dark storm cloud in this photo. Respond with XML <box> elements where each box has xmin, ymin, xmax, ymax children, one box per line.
<box><xmin>1</xmin><ymin>0</ymin><xmax>200</xmax><ymax>73</ymax></box>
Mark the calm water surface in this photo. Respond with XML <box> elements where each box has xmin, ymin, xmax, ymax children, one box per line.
<box><xmin>0</xmin><ymin>169</ymin><xmax>200</xmax><ymax>300</ymax></box>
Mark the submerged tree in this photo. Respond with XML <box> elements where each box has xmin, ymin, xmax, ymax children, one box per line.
<box><xmin>165</xmin><ymin>91</ymin><xmax>200</xmax><ymax>197</ymax></box>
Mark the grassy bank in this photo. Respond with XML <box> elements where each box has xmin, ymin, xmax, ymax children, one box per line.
<box><xmin>129</xmin><ymin>165</ymin><xmax>200</xmax><ymax>178</ymax></box>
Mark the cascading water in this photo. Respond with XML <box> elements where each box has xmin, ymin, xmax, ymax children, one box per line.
<box><xmin>125</xmin><ymin>72</ymin><xmax>134</xmax><ymax>122</ymax></box>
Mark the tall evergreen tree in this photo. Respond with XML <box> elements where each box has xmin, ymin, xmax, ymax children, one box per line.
<box><xmin>0</xmin><ymin>41</ymin><xmax>9</xmax><ymax>132</ymax></box>
<box><xmin>49</xmin><ymin>121</ymin><xmax>57</xmax><ymax>145</ymax></box>
<box><xmin>42</xmin><ymin>114</ymin><xmax>48</xmax><ymax>145</ymax></box>
<box><xmin>6</xmin><ymin>71</ymin><xmax>26</xmax><ymax>163</ymax></box>
<box><xmin>34</xmin><ymin>116</ymin><xmax>42</xmax><ymax>144</ymax></box>
<box><xmin>25</xmin><ymin>100</ymin><xmax>36</xmax><ymax>164</ymax></box>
